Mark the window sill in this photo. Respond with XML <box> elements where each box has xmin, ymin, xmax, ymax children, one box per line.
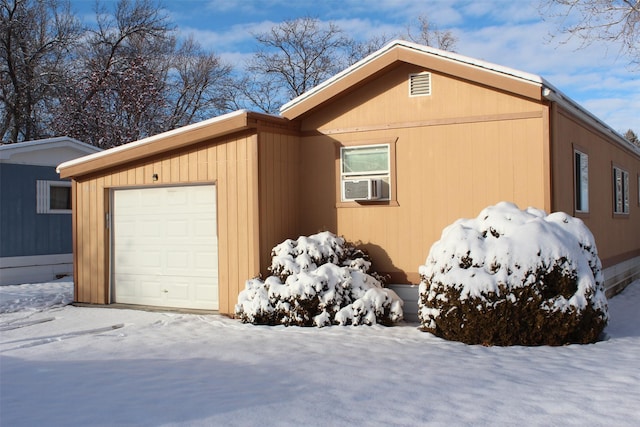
<box><xmin>336</xmin><ymin>200</ymin><xmax>400</xmax><ymax>208</ymax></box>
<box><xmin>574</xmin><ymin>211</ymin><xmax>589</xmax><ymax>219</ymax></box>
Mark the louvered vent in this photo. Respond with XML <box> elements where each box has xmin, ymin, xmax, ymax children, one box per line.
<box><xmin>409</xmin><ymin>72</ymin><xmax>431</xmax><ymax>96</ymax></box>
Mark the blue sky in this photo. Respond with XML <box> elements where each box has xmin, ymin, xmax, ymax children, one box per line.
<box><xmin>72</xmin><ymin>0</ymin><xmax>640</xmax><ymax>133</ymax></box>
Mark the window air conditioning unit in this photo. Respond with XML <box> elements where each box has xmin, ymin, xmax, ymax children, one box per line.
<box><xmin>343</xmin><ymin>178</ymin><xmax>382</xmax><ymax>201</ymax></box>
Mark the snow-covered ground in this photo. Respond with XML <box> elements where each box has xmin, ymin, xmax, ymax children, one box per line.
<box><xmin>1</xmin><ymin>277</ymin><xmax>639</xmax><ymax>426</ymax></box>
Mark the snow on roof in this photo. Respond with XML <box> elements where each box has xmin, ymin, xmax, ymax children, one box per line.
<box><xmin>0</xmin><ymin>136</ymin><xmax>99</xmax><ymax>157</ymax></box>
<box><xmin>280</xmin><ymin>39</ymin><xmax>545</xmax><ymax>113</ymax></box>
<box><xmin>280</xmin><ymin>39</ymin><xmax>637</xmax><ymax>154</ymax></box>
<box><xmin>56</xmin><ymin>110</ymin><xmax>250</xmax><ymax>174</ymax></box>
<box><xmin>0</xmin><ymin>136</ymin><xmax>101</xmax><ymax>167</ymax></box>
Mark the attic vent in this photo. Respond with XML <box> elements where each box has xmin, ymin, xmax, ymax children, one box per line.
<box><xmin>409</xmin><ymin>72</ymin><xmax>431</xmax><ymax>96</ymax></box>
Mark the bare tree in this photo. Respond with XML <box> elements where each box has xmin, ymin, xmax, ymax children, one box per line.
<box><xmin>0</xmin><ymin>0</ymin><xmax>81</xmax><ymax>142</ymax></box>
<box><xmin>405</xmin><ymin>15</ymin><xmax>458</xmax><ymax>51</ymax></box>
<box><xmin>52</xmin><ymin>0</ymin><xmax>233</xmax><ymax>148</ymax></box>
<box><xmin>241</xmin><ymin>17</ymin><xmax>355</xmax><ymax>113</ymax></box>
<box><xmin>242</xmin><ymin>16</ymin><xmax>458</xmax><ymax>113</ymax></box>
<box><xmin>345</xmin><ymin>34</ymin><xmax>391</xmax><ymax>64</ymax></box>
<box><xmin>165</xmin><ymin>36</ymin><xmax>234</xmax><ymax>129</ymax></box>
<box><xmin>540</xmin><ymin>0</ymin><xmax>640</xmax><ymax>65</ymax></box>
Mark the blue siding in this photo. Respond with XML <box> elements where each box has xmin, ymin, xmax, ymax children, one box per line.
<box><xmin>0</xmin><ymin>163</ymin><xmax>72</xmax><ymax>257</ymax></box>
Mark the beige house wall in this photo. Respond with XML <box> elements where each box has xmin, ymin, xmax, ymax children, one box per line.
<box><xmin>257</xmin><ymin>132</ymin><xmax>301</xmax><ymax>276</ymax></box>
<box><xmin>551</xmin><ymin>105</ymin><xmax>640</xmax><ymax>268</ymax></box>
<box><xmin>71</xmin><ymin>131</ymin><xmax>264</xmax><ymax>314</ymax></box>
<box><xmin>298</xmin><ymin>63</ymin><xmax>549</xmax><ymax>283</ymax></box>
<box><xmin>63</xmin><ymin>45</ymin><xmax>640</xmax><ymax>313</ymax></box>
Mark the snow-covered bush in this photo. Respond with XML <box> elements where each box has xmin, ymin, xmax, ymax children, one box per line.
<box><xmin>235</xmin><ymin>231</ymin><xmax>403</xmax><ymax>327</ymax></box>
<box><xmin>418</xmin><ymin>202</ymin><xmax>608</xmax><ymax>346</ymax></box>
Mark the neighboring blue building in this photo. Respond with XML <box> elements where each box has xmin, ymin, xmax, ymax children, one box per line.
<box><xmin>0</xmin><ymin>137</ymin><xmax>101</xmax><ymax>285</ymax></box>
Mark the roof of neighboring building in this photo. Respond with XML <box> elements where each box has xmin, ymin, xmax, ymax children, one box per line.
<box><xmin>0</xmin><ymin>136</ymin><xmax>101</xmax><ymax>167</ymax></box>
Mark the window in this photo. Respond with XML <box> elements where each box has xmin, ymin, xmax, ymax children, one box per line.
<box><xmin>613</xmin><ymin>166</ymin><xmax>629</xmax><ymax>214</ymax></box>
<box><xmin>37</xmin><ymin>180</ymin><xmax>71</xmax><ymax>214</ymax></box>
<box><xmin>574</xmin><ymin>150</ymin><xmax>589</xmax><ymax>213</ymax></box>
<box><xmin>340</xmin><ymin>144</ymin><xmax>390</xmax><ymax>201</ymax></box>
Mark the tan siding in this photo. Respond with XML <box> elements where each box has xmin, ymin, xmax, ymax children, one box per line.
<box><xmin>552</xmin><ymin>108</ymin><xmax>640</xmax><ymax>266</ymax></box>
<box><xmin>300</xmin><ymin>110</ymin><xmax>547</xmax><ymax>284</ymax></box>
<box><xmin>72</xmin><ymin>132</ymin><xmax>263</xmax><ymax>314</ymax></box>
<box><xmin>71</xmin><ymin>180</ymin><xmax>79</xmax><ymax>302</ymax></box>
<box><xmin>282</xmin><ymin>44</ymin><xmax>542</xmax><ymax>120</ymax></box>
<box><xmin>79</xmin><ymin>181</ymin><xmax>92</xmax><ymax>301</ymax></box>
<box><xmin>301</xmin><ymin>63</ymin><xmax>543</xmax><ymax>133</ymax></box>
<box><xmin>257</xmin><ymin>132</ymin><xmax>301</xmax><ymax>276</ymax></box>
<box><xmin>216</xmin><ymin>141</ymin><xmax>229</xmax><ymax>311</ymax></box>
<box><xmin>298</xmin><ymin>138</ymin><xmax>338</xmax><ymax>235</ymax></box>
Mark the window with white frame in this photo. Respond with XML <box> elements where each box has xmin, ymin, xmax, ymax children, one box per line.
<box><xmin>340</xmin><ymin>144</ymin><xmax>390</xmax><ymax>201</ymax></box>
<box><xmin>36</xmin><ymin>180</ymin><xmax>71</xmax><ymax>214</ymax></box>
<box><xmin>574</xmin><ymin>150</ymin><xmax>589</xmax><ymax>213</ymax></box>
<box><xmin>613</xmin><ymin>166</ymin><xmax>629</xmax><ymax>214</ymax></box>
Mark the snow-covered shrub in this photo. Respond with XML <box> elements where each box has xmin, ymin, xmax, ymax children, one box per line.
<box><xmin>235</xmin><ymin>231</ymin><xmax>403</xmax><ymax>327</ymax></box>
<box><xmin>418</xmin><ymin>202</ymin><xmax>608</xmax><ymax>346</ymax></box>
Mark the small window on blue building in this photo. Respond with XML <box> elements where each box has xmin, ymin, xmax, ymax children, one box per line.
<box><xmin>37</xmin><ymin>180</ymin><xmax>71</xmax><ymax>214</ymax></box>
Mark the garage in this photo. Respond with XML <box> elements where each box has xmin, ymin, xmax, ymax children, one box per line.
<box><xmin>112</xmin><ymin>185</ymin><xmax>219</xmax><ymax>310</ymax></box>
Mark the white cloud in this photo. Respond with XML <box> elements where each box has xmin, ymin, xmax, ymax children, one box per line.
<box><xmin>160</xmin><ymin>0</ymin><xmax>640</xmax><ymax>131</ymax></box>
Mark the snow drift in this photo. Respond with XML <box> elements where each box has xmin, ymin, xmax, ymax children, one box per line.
<box><xmin>235</xmin><ymin>231</ymin><xmax>403</xmax><ymax>326</ymax></box>
<box><xmin>418</xmin><ymin>202</ymin><xmax>608</xmax><ymax>345</ymax></box>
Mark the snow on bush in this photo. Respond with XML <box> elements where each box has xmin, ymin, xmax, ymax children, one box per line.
<box><xmin>418</xmin><ymin>202</ymin><xmax>608</xmax><ymax>346</ymax></box>
<box><xmin>235</xmin><ymin>231</ymin><xmax>403</xmax><ymax>327</ymax></box>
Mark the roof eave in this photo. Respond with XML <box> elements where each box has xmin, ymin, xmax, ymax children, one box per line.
<box><xmin>280</xmin><ymin>39</ymin><xmax>545</xmax><ymax>120</ymax></box>
<box><xmin>542</xmin><ymin>85</ymin><xmax>640</xmax><ymax>157</ymax></box>
<box><xmin>0</xmin><ymin>136</ymin><xmax>101</xmax><ymax>160</ymax></box>
<box><xmin>57</xmin><ymin>110</ymin><xmax>256</xmax><ymax>178</ymax></box>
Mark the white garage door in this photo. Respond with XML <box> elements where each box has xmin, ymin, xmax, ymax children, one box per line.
<box><xmin>112</xmin><ymin>185</ymin><xmax>218</xmax><ymax>310</ymax></box>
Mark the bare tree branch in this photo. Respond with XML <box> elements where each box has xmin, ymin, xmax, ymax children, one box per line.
<box><xmin>405</xmin><ymin>15</ymin><xmax>458</xmax><ymax>51</ymax></box>
<box><xmin>0</xmin><ymin>0</ymin><xmax>81</xmax><ymax>142</ymax></box>
<box><xmin>540</xmin><ymin>0</ymin><xmax>640</xmax><ymax>65</ymax></box>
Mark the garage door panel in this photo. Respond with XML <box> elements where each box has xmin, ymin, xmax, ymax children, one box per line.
<box><xmin>167</xmin><ymin>220</ymin><xmax>189</xmax><ymax>236</ymax></box>
<box><xmin>140</xmin><ymin>280</ymin><xmax>163</xmax><ymax>298</ymax></box>
<box><xmin>167</xmin><ymin>251</ymin><xmax>189</xmax><ymax>269</ymax></box>
<box><xmin>166</xmin><ymin>282</ymin><xmax>189</xmax><ymax>300</ymax></box>
<box><xmin>113</xmin><ymin>185</ymin><xmax>218</xmax><ymax>310</ymax></box>
<box><xmin>116</xmin><ymin>278</ymin><xmax>136</xmax><ymax>298</ymax></box>
<box><xmin>195</xmin><ymin>283</ymin><xmax>218</xmax><ymax>303</ymax></box>
<box><xmin>116</xmin><ymin>250</ymin><xmax>162</xmax><ymax>270</ymax></box>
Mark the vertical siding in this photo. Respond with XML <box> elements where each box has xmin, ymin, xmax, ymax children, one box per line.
<box><xmin>337</xmin><ymin>120</ymin><xmax>546</xmax><ymax>283</ymax></box>
<box><xmin>72</xmin><ymin>131</ymin><xmax>262</xmax><ymax>314</ymax></box>
<box><xmin>298</xmin><ymin>63</ymin><xmax>548</xmax><ymax>284</ymax></box>
<box><xmin>257</xmin><ymin>132</ymin><xmax>301</xmax><ymax>276</ymax></box>
<box><xmin>0</xmin><ymin>164</ymin><xmax>73</xmax><ymax>257</ymax></box>
<box><xmin>551</xmin><ymin>107</ymin><xmax>640</xmax><ymax>266</ymax></box>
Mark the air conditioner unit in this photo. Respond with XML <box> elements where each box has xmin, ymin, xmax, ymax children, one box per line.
<box><xmin>342</xmin><ymin>178</ymin><xmax>382</xmax><ymax>201</ymax></box>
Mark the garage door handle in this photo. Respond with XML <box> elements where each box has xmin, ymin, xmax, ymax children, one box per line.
<box><xmin>162</xmin><ymin>289</ymin><xmax>169</xmax><ymax>293</ymax></box>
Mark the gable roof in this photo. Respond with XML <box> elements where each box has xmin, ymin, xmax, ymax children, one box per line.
<box><xmin>0</xmin><ymin>136</ymin><xmax>101</xmax><ymax>167</ymax></box>
<box><xmin>57</xmin><ymin>110</ymin><xmax>294</xmax><ymax>178</ymax></box>
<box><xmin>280</xmin><ymin>40</ymin><xmax>547</xmax><ymax>120</ymax></box>
<box><xmin>280</xmin><ymin>40</ymin><xmax>638</xmax><ymax>155</ymax></box>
